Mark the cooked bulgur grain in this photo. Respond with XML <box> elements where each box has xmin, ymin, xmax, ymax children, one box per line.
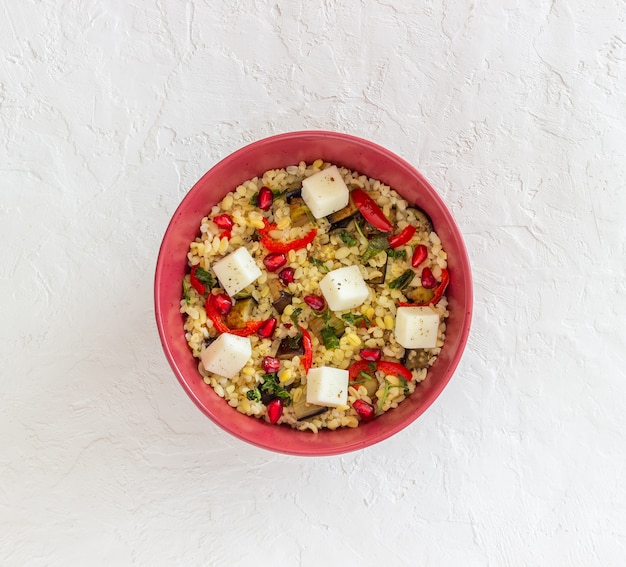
<box><xmin>181</xmin><ymin>161</ymin><xmax>449</xmax><ymax>431</ymax></box>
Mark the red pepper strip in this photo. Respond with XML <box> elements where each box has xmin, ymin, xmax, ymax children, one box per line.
<box><xmin>190</xmin><ymin>266</ymin><xmax>207</xmax><ymax>296</ymax></box>
<box><xmin>388</xmin><ymin>225</ymin><xmax>416</xmax><ymax>248</ymax></box>
<box><xmin>206</xmin><ymin>293</ymin><xmax>265</xmax><ymax>337</ymax></box>
<box><xmin>301</xmin><ymin>328</ymin><xmax>313</xmax><ymax>373</ymax></box>
<box><xmin>377</xmin><ymin>361</ymin><xmax>413</xmax><ymax>382</ymax></box>
<box><xmin>351</xmin><ymin>188</ymin><xmax>393</xmax><ymax>232</ymax></box>
<box><xmin>348</xmin><ymin>360</ymin><xmax>372</xmax><ymax>384</ymax></box>
<box><xmin>258</xmin><ymin>219</ymin><xmax>317</xmax><ymax>253</ymax></box>
<box><xmin>398</xmin><ymin>268</ymin><xmax>450</xmax><ymax>307</ymax></box>
<box><xmin>348</xmin><ymin>359</ymin><xmax>413</xmax><ymax>386</ymax></box>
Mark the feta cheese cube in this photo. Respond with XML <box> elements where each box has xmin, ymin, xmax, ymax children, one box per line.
<box><xmin>319</xmin><ymin>265</ymin><xmax>370</xmax><ymax>311</ymax></box>
<box><xmin>394</xmin><ymin>305</ymin><xmax>440</xmax><ymax>349</ymax></box>
<box><xmin>301</xmin><ymin>165</ymin><xmax>350</xmax><ymax>219</ymax></box>
<box><xmin>306</xmin><ymin>366</ymin><xmax>349</xmax><ymax>407</ymax></box>
<box><xmin>201</xmin><ymin>333</ymin><xmax>252</xmax><ymax>378</ymax></box>
<box><xmin>212</xmin><ymin>247</ymin><xmax>262</xmax><ymax>297</ymax></box>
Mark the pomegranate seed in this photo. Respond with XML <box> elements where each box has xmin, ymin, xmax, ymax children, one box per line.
<box><xmin>213</xmin><ymin>293</ymin><xmax>233</xmax><ymax>315</ymax></box>
<box><xmin>411</xmin><ymin>244</ymin><xmax>428</xmax><ymax>268</ymax></box>
<box><xmin>359</xmin><ymin>348</ymin><xmax>381</xmax><ymax>362</ymax></box>
<box><xmin>279</xmin><ymin>267</ymin><xmax>295</xmax><ymax>284</ymax></box>
<box><xmin>353</xmin><ymin>399</ymin><xmax>375</xmax><ymax>422</ymax></box>
<box><xmin>263</xmin><ymin>252</ymin><xmax>287</xmax><ymax>272</ymax></box>
<box><xmin>421</xmin><ymin>267</ymin><xmax>437</xmax><ymax>289</ymax></box>
<box><xmin>213</xmin><ymin>214</ymin><xmax>234</xmax><ymax>230</ymax></box>
<box><xmin>304</xmin><ymin>294</ymin><xmax>325</xmax><ymax>311</ymax></box>
<box><xmin>257</xmin><ymin>317</ymin><xmax>277</xmax><ymax>338</ymax></box>
<box><xmin>261</xmin><ymin>356</ymin><xmax>281</xmax><ymax>374</ymax></box>
<box><xmin>266</xmin><ymin>398</ymin><xmax>283</xmax><ymax>424</ymax></box>
<box><xmin>257</xmin><ymin>186</ymin><xmax>274</xmax><ymax>211</ymax></box>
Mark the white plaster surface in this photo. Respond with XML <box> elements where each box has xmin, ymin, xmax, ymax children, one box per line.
<box><xmin>1</xmin><ymin>1</ymin><xmax>625</xmax><ymax>565</ymax></box>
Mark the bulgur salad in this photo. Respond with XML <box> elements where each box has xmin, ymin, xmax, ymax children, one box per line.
<box><xmin>180</xmin><ymin>159</ymin><xmax>449</xmax><ymax>433</ymax></box>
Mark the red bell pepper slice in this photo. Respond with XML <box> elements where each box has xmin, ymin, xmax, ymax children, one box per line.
<box><xmin>206</xmin><ymin>293</ymin><xmax>265</xmax><ymax>337</ymax></box>
<box><xmin>350</xmin><ymin>188</ymin><xmax>393</xmax><ymax>232</ymax></box>
<box><xmin>348</xmin><ymin>359</ymin><xmax>413</xmax><ymax>386</ymax></box>
<box><xmin>376</xmin><ymin>361</ymin><xmax>413</xmax><ymax>382</ymax></box>
<box><xmin>301</xmin><ymin>328</ymin><xmax>313</xmax><ymax>373</ymax></box>
<box><xmin>258</xmin><ymin>219</ymin><xmax>317</xmax><ymax>253</ymax></box>
<box><xmin>190</xmin><ymin>265</ymin><xmax>208</xmax><ymax>296</ymax></box>
<box><xmin>388</xmin><ymin>225</ymin><xmax>416</xmax><ymax>248</ymax></box>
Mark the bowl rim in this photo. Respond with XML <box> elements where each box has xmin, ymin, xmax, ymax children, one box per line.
<box><xmin>154</xmin><ymin>130</ymin><xmax>473</xmax><ymax>456</ymax></box>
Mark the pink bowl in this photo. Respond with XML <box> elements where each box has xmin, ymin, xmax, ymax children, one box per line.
<box><xmin>154</xmin><ymin>131</ymin><xmax>472</xmax><ymax>456</ymax></box>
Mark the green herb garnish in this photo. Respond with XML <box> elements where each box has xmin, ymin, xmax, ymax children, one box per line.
<box><xmin>182</xmin><ymin>278</ymin><xmax>191</xmax><ymax>304</ymax></box>
<box><xmin>376</xmin><ymin>380</ymin><xmax>391</xmax><ymax>414</ymax></box>
<box><xmin>309</xmin><ymin>257</ymin><xmax>330</xmax><ymax>272</ymax></box>
<box><xmin>321</xmin><ymin>327</ymin><xmax>340</xmax><ymax>350</ymax></box>
<box><xmin>341</xmin><ymin>312</ymin><xmax>371</xmax><ymax>327</ymax></box>
<box><xmin>361</xmin><ymin>234</ymin><xmax>390</xmax><ymax>263</ymax></box>
<box><xmin>260</xmin><ymin>373</ymin><xmax>292</xmax><ymax>405</ymax></box>
<box><xmin>246</xmin><ymin>388</ymin><xmax>261</xmax><ymax>402</ymax></box>
<box><xmin>387</xmin><ymin>248</ymin><xmax>407</xmax><ymax>260</ymax></box>
<box><xmin>389</xmin><ymin>269</ymin><xmax>414</xmax><ymax>290</ymax></box>
<box><xmin>193</xmin><ymin>266</ymin><xmax>214</xmax><ymax>288</ymax></box>
<box><xmin>359</xmin><ymin>370</ymin><xmax>375</xmax><ymax>381</ymax></box>
<box><xmin>339</xmin><ymin>230</ymin><xmax>357</xmax><ymax>246</ymax></box>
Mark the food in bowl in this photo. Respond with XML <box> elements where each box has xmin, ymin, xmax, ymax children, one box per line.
<box><xmin>180</xmin><ymin>159</ymin><xmax>449</xmax><ymax>433</ymax></box>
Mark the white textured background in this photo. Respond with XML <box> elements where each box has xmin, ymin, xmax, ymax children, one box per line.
<box><xmin>2</xmin><ymin>0</ymin><xmax>625</xmax><ymax>565</ymax></box>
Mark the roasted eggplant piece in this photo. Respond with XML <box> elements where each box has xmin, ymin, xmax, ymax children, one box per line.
<box><xmin>284</xmin><ymin>185</ymin><xmax>303</xmax><ymax>200</ymax></box>
<box><xmin>267</xmin><ymin>277</ymin><xmax>294</xmax><ymax>314</ymax></box>
<box><xmin>403</xmin><ymin>348</ymin><xmax>431</xmax><ymax>370</ymax></box>
<box><xmin>225</xmin><ymin>297</ymin><xmax>257</xmax><ymax>329</ymax></box>
<box><xmin>308</xmin><ymin>313</ymin><xmax>346</xmax><ymax>345</ymax></box>
<box><xmin>327</xmin><ymin>200</ymin><xmax>359</xmax><ymax>231</ymax></box>
<box><xmin>292</xmin><ymin>390</ymin><xmax>327</xmax><ymax>420</ymax></box>
<box><xmin>405</xmin><ymin>286</ymin><xmax>434</xmax><ymax>305</ymax></box>
<box><xmin>288</xmin><ymin>196</ymin><xmax>313</xmax><ymax>227</ymax></box>
<box><xmin>273</xmin><ymin>291</ymin><xmax>293</xmax><ymax>314</ymax></box>
<box><xmin>275</xmin><ymin>336</ymin><xmax>305</xmax><ymax>360</ymax></box>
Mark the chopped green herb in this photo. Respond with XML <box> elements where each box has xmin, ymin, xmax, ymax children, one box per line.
<box><xmin>376</xmin><ymin>380</ymin><xmax>391</xmax><ymax>414</ymax></box>
<box><xmin>193</xmin><ymin>266</ymin><xmax>214</xmax><ymax>288</ymax></box>
<box><xmin>260</xmin><ymin>373</ymin><xmax>292</xmax><ymax>405</ymax></box>
<box><xmin>246</xmin><ymin>388</ymin><xmax>261</xmax><ymax>402</ymax></box>
<box><xmin>182</xmin><ymin>278</ymin><xmax>191</xmax><ymax>304</ymax></box>
<box><xmin>310</xmin><ymin>257</ymin><xmax>330</xmax><ymax>272</ymax></box>
<box><xmin>387</xmin><ymin>248</ymin><xmax>407</xmax><ymax>260</ymax></box>
<box><xmin>289</xmin><ymin>306</ymin><xmax>304</xmax><ymax>337</ymax></box>
<box><xmin>341</xmin><ymin>313</ymin><xmax>371</xmax><ymax>327</ymax></box>
<box><xmin>339</xmin><ymin>230</ymin><xmax>357</xmax><ymax>246</ymax></box>
<box><xmin>358</xmin><ymin>370</ymin><xmax>375</xmax><ymax>381</ymax></box>
<box><xmin>389</xmin><ymin>269</ymin><xmax>414</xmax><ymax>290</ymax></box>
<box><xmin>361</xmin><ymin>234</ymin><xmax>390</xmax><ymax>263</ymax></box>
<box><xmin>321</xmin><ymin>327</ymin><xmax>340</xmax><ymax>350</ymax></box>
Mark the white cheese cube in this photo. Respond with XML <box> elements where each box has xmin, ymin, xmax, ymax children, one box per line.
<box><xmin>306</xmin><ymin>366</ymin><xmax>349</xmax><ymax>408</ymax></box>
<box><xmin>319</xmin><ymin>265</ymin><xmax>370</xmax><ymax>312</ymax></box>
<box><xmin>301</xmin><ymin>165</ymin><xmax>350</xmax><ymax>219</ymax></box>
<box><xmin>394</xmin><ymin>305</ymin><xmax>440</xmax><ymax>349</ymax></box>
<box><xmin>212</xmin><ymin>246</ymin><xmax>262</xmax><ymax>297</ymax></box>
<box><xmin>201</xmin><ymin>333</ymin><xmax>252</xmax><ymax>378</ymax></box>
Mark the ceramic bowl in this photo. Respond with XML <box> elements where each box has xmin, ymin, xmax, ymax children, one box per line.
<box><xmin>154</xmin><ymin>131</ymin><xmax>472</xmax><ymax>456</ymax></box>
